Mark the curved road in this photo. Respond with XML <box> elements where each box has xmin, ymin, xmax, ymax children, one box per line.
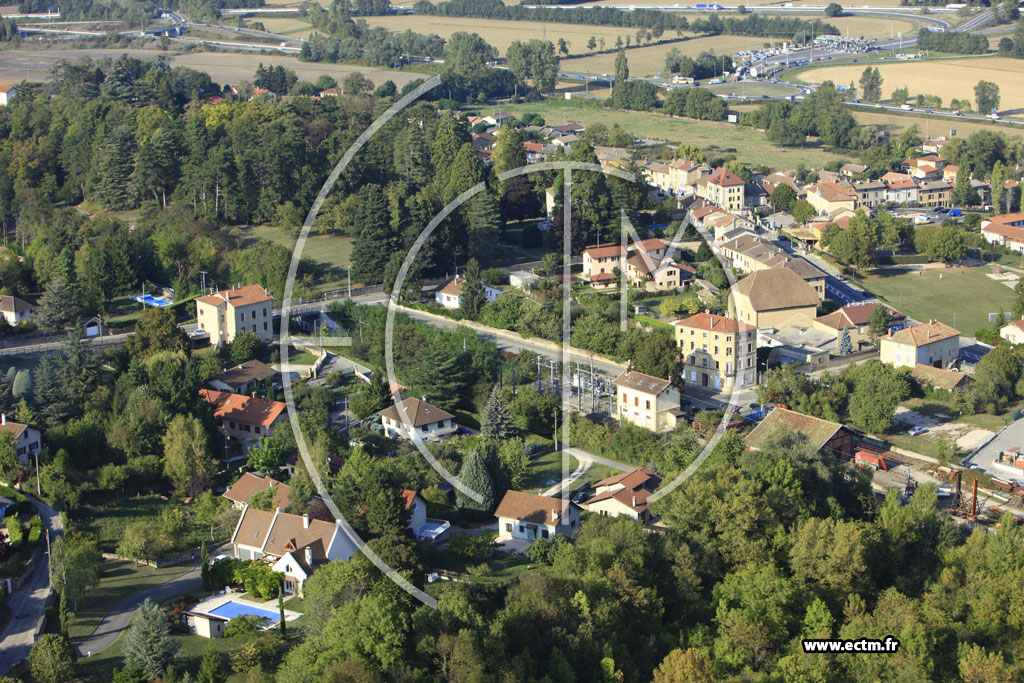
<box><xmin>0</xmin><ymin>497</ymin><xmax>63</xmax><ymax>676</ymax></box>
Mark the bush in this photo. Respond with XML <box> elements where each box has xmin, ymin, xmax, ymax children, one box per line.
<box><xmin>225</xmin><ymin>614</ymin><xmax>272</xmax><ymax>638</ymax></box>
<box><xmin>230</xmin><ymin>642</ymin><xmax>262</xmax><ymax>673</ymax></box>
<box><xmin>209</xmin><ymin>557</ymin><xmax>238</xmax><ymax>590</ymax></box>
<box><xmin>448</xmin><ymin>531</ymin><xmax>496</xmax><ymax>561</ymax></box>
<box><xmin>481</xmin><ymin>268</ymin><xmax>509</xmax><ymax>286</ymax></box>
<box><xmin>27</xmin><ymin>517</ymin><xmax>42</xmax><ymax>545</ymax></box>
<box><xmin>524</xmin><ymin>534</ymin><xmax>568</xmax><ymax>565</ymax></box>
<box><xmin>5</xmin><ymin>517</ymin><xmax>23</xmax><ymax>549</ymax></box>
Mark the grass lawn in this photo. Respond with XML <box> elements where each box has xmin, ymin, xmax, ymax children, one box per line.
<box><xmin>423</xmin><ymin>546</ymin><xmax>537</xmax><ymax>587</ymax></box>
<box><xmin>524</xmin><ymin>450</ymin><xmax>579</xmax><ymax>494</ymax></box>
<box><xmin>68</xmin><ymin>560</ymin><xmax>193</xmax><ymax>643</ymax></box>
<box><xmin>230</xmin><ymin>224</ymin><xmax>355</xmax><ymax>293</ymax></box>
<box><xmin>488</xmin><ymin>99</ymin><xmax>845</xmax><ymax>169</ymax></box>
<box><xmin>73</xmin><ymin>625</ymin><xmax>296</xmax><ymax>683</ymax></box>
<box><xmin>77</xmin><ymin>495</ymin><xmax>207</xmax><ymax>555</ymax></box>
<box><xmin>453</xmin><ymin>410</ymin><xmax>481</xmax><ymax>431</ymax></box>
<box><xmin>284</xmin><ymin>346</ymin><xmax>319</xmax><ymax>366</ymax></box>
<box><xmin>852</xmin><ymin>266</ymin><xmax>1017</xmax><ymax>336</ymax></box>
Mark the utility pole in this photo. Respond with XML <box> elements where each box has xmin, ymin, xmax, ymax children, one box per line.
<box><xmin>347</xmin><ymin>267</ymin><xmax>351</xmax><ymax>299</ymax></box>
<box><xmin>198</xmin><ymin>270</ymin><xmax>208</xmax><ymax>294</ymax></box>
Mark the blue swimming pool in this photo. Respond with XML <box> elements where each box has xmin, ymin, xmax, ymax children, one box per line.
<box><xmin>134</xmin><ymin>294</ymin><xmax>172</xmax><ymax>307</ymax></box>
<box><xmin>207</xmin><ymin>600</ymin><xmax>280</xmax><ymax>622</ymax></box>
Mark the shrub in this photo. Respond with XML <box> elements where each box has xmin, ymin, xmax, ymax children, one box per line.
<box><xmin>448</xmin><ymin>532</ymin><xmax>497</xmax><ymax>561</ymax></box>
<box><xmin>5</xmin><ymin>517</ymin><xmax>23</xmax><ymax>549</ymax></box>
<box><xmin>224</xmin><ymin>614</ymin><xmax>271</xmax><ymax>638</ymax></box>
<box><xmin>230</xmin><ymin>642</ymin><xmax>262</xmax><ymax>673</ymax></box>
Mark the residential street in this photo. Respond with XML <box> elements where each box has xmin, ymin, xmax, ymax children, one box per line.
<box><xmin>0</xmin><ymin>497</ymin><xmax>63</xmax><ymax>676</ymax></box>
<box><xmin>74</xmin><ymin>561</ymin><xmax>211</xmax><ymax>658</ymax></box>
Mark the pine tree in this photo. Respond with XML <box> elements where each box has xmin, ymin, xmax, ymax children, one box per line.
<box><xmin>59</xmin><ymin>588</ymin><xmax>69</xmax><ymax>639</ymax></box>
<box><xmin>350</xmin><ymin>184</ymin><xmax>398</xmax><ymax>284</ymax></box>
<box><xmin>35</xmin><ymin>278</ymin><xmax>81</xmax><ymax>333</ymax></box>
<box><xmin>278</xmin><ymin>583</ymin><xmax>287</xmax><ymax>634</ymax></box>
<box><xmin>481</xmin><ymin>386</ymin><xmax>519</xmax><ymax>441</ymax></box>
<box><xmin>95</xmin><ymin>126</ymin><xmax>138</xmax><ymax>210</ymax></box>
<box><xmin>456</xmin><ymin>450</ymin><xmax>495</xmax><ymax>514</ymax></box>
<box><xmin>465</xmin><ymin>192</ymin><xmax>502</xmax><ymax>263</ymax></box>
<box><xmin>839</xmin><ymin>325</ymin><xmax>852</xmax><ymax>356</ymax></box>
<box><xmin>350</xmin><ymin>369</ymin><xmax>391</xmax><ymax>419</ymax></box>
<box><xmin>409</xmin><ymin>341</ymin><xmax>469</xmax><ymax>412</ymax></box>
<box><xmin>459</xmin><ymin>258</ymin><xmax>486</xmax><ymax>320</ymax></box>
<box><xmin>196</xmin><ymin>647</ymin><xmax>224</xmax><ymax>683</ymax></box>
<box><xmin>123</xmin><ymin>598</ymin><xmax>180</xmax><ymax>680</ymax></box>
<box><xmin>200</xmin><ymin>541</ymin><xmax>209</xmax><ymax>591</ymax></box>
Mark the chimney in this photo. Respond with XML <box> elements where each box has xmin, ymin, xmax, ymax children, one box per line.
<box><xmin>632</xmin><ymin>495</ymin><xmax>637</xmax><ymax>508</ymax></box>
<box><xmin>305</xmin><ymin>546</ymin><xmax>313</xmax><ymax>567</ymax></box>
<box><xmin>888</xmin><ymin>328</ymin><xmax>893</xmax><ymax>338</ymax></box>
<box><xmin>1</xmin><ymin>414</ymin><xmax>5</xmax><ymax>426</ymax></box>
<box><xmin>551</xmin><ymin>509</ymin><xmax>559</xmax><ymax>522</ymax></box>
<box><xmin>303</xmin><ymin>513</ymin><xmax>310</xmax><ymax>529</ymax></box>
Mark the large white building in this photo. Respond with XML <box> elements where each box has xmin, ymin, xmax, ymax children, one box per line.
<box><xmin>494</xmin><ymin>490</ymin><xmax>580</xmax><ymax>542</ymax></box>
<box><xmin>379</xmin><ymin>397</ymin><xmax>459</xmax><ymax>441</ymax></box>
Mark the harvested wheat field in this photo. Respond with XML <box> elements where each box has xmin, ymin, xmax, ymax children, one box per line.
<box><xmin>255</xmin><ymin>17</ymin><xmax>313</xmax><ymax>34</ymax></box>
<box><xmin>801</xmin><ymin>56</ymin><xmax>1024</xmax><ymax>111</ymax></box>
<box><xmin>364</xmin><ymin>15</ymin><xmax>638</xmax><ymax>56</ymax></box>
<box><xmin>562</xmin><ymin>35</ymin><xmax>768</xmax><ymax>76</ymax></box>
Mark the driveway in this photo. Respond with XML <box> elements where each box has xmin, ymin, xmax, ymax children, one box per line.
<box><xmin>0</xmin><ymin>497</ymin><xmax>63</xmax><ymax>676</ymax></box>
<box><xmin>964</xmin><ymin>417</ymin><xmax>1024</xmax><ymax>479</ymax></box>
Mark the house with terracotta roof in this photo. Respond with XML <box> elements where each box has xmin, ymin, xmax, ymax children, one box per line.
<box><xmin>231</xmin><ymin>505</ymin><xmax>357</xmax><ymax>596</ymax></box>
<box><xmin>624</xmin><ymin>252</ymin><xmax>692</xmax><ymax>292</ymax></box>
<box><xmin>0</xmin><ymin>414</ymin><xmax>41</xmax><ymax>464</ymax></box>
<box><xmin>879</xmin><ymin>320</ymin><xmax>960</xmax><ymax>369</ymax></box>
<box><xmin>981</xmin><ymin>222</ymin><xmax>1024</xmax><ymax>252</ymax></box>
<box><xmin>745</xmin><ymin>407</ymin><xmax>854</xmax><ymax>461</ymax></box>
<box><xmin>614</xmin><ymin>369</ymin><xmax>683</xmax><ymax>432</ymax></box>
<box><xmin>434</xmin><ymin>276</ymin><xmax>501</xmax><ymax>309</ymax></box>
<box><xmin>200</xmin><ymin>389</ymin><xmax>287</xmax><ymax>446</ymax></box>
<box><xmin>780</xmin><ymin>258</ymin><xmax>827</xmax><ymax>301</ymax></box>
<box><xmin>718</xmin><ymin>233</ymin><xmax>789</xmax><ymax>274</ymax></box>
<box><xmin>884</xmin><ymin>177</ymin><xmax>919</xmax><ymax>205</ymax></box>
<box><xmin>803</xmin><ymin>181</ymin><xmax>857</xmax><ymax>217</ymax></box>
<box><xmin>581</xmin><ymin>238</ymin><xmax>669</xmax><ymax>281</ymax></box>
<box><xmin>379</xmin><ymin>397</ymin><xmax>458</xmax><ymax>441</ymax></box>
<box><xmin>852</xmin><ymin>180</ymin><xmax>887</xmax><ymax>209</ymax></box>
<box><xmin>208</xmin><ymin>360</ymin><xmax>279</xmax><ymax>396</ymax></box>
<box><xmin>694</xmin><ymin>167</ymin><xmax>746</xmax><ymax>212</ymax></box>
<box><xmin>731</xmin><ymin>267</ymin><xmax>820</xmax><ymax>329</ymax></box>
<box><xmin>1000</xmin><ymin>319</ymin><xmax>1024</xmax><ymax>345</ymax></box>
<box><xmin>0</xmin><ymin>85</ymin><xmax>16</xmax><ymax>106</ymax></box>
<box><xmin>195</xmin><ymin>284</ymin><xmax>274</xmax><ymax>344</ymax></box>
<box><xmin>0</xmin><ymin>295</ymin><xmax>32</xmax><ymax>326</ymax></box>
<box><xmin>812</xmin><ymin>301</ymin><xmax>905</xmax><ymax>348</ymax></box>
<box><xmin>840</xmin><ymin>163</ymin><xmax>869</xmax><ymax>178</ymax></box>
<box><xmin>522</xmin><ymin>141</ymin><xmax>546</xmax><ymax>163</ymax></box>
<box><xmin>223</xmin><ymin>472</ymin><xmax>292</xmax><ymax>510</ymax></box>
<box><xmin>585</xmin><ymin>468</ymin><xmax>663</xmax><ymax>522</ymax></box>
<box><xmin>494</xmin><ymin>490</ymin><xmax>580</xmax><ymax>543</ymax></box>
<box><xmin>672</xmin><ymin>313</ymin><xmax>757</xmax><ymax>389</ymax></box>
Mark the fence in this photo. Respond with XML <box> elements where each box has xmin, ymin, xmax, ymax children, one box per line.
<box><xmin>0</xmin><ymin>333</ymin><xmax>130</xmax><ymax>358</ymax></box>
<box><xmin>101</xmin><ymin>545</ymin><xmax>200</xmax><ymax>569</ymax></box>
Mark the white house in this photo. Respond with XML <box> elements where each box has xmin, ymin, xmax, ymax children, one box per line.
<box><xmin>230</xmin><ymin>505</ymin><xmax>357</xmax><ymax>596</ymax></box>
<box><xmin>1001</xmin><ymin>320</ymin><xmax>1024</xmax><ymax>345</ymax></box>
<box><xmin>494</xmin><ymin>490</ymin><xmax>580</xmax><ymax>542</ymax></box>
<box><xmin>402</xmin><ymin>489</ymin><xmax>427</xmax><ymax>531</ymax></box>
<box><xmin>434</xmin><ymin>276</ymin><xmax>501</xmax><ymax>310</ymax></box>
<box><xmin>585</xmin><ymin>468</ymin><xmax>663</xmax><ymax>523</ymax></box>
<box><xmin>0</xmin><ymin>296</ymin><xmax>32</xmax><ymax>326</ymax></box>
<box><xmin>508</xmin><ymin>271</ymin><xmax>540</xmax><ymax>290</ymax></box>
<box><xmin>879</xmin><ymin>321</ymin><xmax>960</xmax><ymax>369</ymax></box>
<box><xmin>0</xmin><ymin>415</ymin><xmax>42</xmax><ymax>465</ymax></box>
<box><xmin>0</xmin><ymin>85</ymin><xmax>16</xmax><ymax>106</ymax></box>
<box><xmin>378</xmin><ymin>397</ymin><xmax>458</xmax><ymax>441</ymax></box>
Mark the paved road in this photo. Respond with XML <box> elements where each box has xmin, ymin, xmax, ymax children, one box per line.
<box><xmin>0</xmin><ymin>498</ymin><xmax>63</xmax><ymax>676</ymax></box>
<box><xmin>73</xmin><ymin>550</ymin><xmax>224</xmax><ymax>658</ymax></box>
<box><xmin>964</xmin><ymin>418</ymin><xmax>1024</xmax><ymax>480</ymax></box>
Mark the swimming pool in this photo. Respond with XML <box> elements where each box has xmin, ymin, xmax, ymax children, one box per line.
<box><xmin>134</xmin><ymin>294</ymin><xmax>172</xmax><ymax>307</ymax></box>
<box><xmin>207</xmin><ymin>600</ymin><xmax>280</xmax><ymax>622</ymax></box>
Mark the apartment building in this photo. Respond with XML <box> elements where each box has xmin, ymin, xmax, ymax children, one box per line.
<box><xmin>672</xmin><ymin>312</ymin><xmax>758</xmax><ymax>389</ymax></box>
<box><xmin>694</xmin><ymin>167</ymin><xmax>746</xmax><ymax>212</ymax></box>
<box><xmin>196</xmin><ymin>284</ymin><xmax>274</xmax><ymax>344</ymax></box>
<box><xmin>614</xmin><ymin>369</ymin><xmax>683</xmax><ymax>432</ymax></box>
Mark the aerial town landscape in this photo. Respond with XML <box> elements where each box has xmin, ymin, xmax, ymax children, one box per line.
<box><xmin>2</xmin><ymin>0</ymin><xmax>1024</xmax><ymax>680</ymax></box>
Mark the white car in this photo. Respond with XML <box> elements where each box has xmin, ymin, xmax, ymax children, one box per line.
<box><xmin>914</xmin><ymin>214</ymin><xmax>931</xmax><ymax>225</ymax></box>
<box><xmin>907</xmin><ymin>426</ymin><xmax>928</xmax><ymax>436</ymax></box>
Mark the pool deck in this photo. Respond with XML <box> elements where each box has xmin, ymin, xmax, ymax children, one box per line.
<box><xmin>188</xmin><ymin>591</ymin><xmax>303</xmax><ymax>625</ymax></box>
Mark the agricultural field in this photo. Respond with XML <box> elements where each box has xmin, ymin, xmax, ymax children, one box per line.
<box><xmin>703</xmin><ymin>81</ymin><xmax>802</xmax><ymax>97</ymax></box>
<box><xmin>492</xmin><ymin>98</ymin><xmax>847</xmax><ymax>168</ymax></box>
<box><xmin>0</xmin><ymin>48</ymin><xmax>419</xmax><ymax>88</ymax></box>
<box><xmin>853</xmin><ymin>266</ymin><xmax>1017</xmax><ymax>335</ymax></box>
<box><xmin>800</xmin><ymin>56</ymin><xmax>1024</xmax><ymax>111</ymax></box>
<box><xmin>364</xmin><ymin>15</ymin><xmax>639</xmax><ymax>56</ymax></box>
<box><xmin>562</xmin><ymin>35</ymin><xmax>770</xmax><ymax>76</ymax></box>
<box><xmin>256</xmin><ymin>17</ymin><xmax>316</xmax><ymax>36</ymax></box>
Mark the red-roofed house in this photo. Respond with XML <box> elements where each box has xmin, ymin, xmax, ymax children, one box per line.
<box><xmin>585</xmin><ymin>468</ymin><xmax>663</xmax><ymax>522</ymax></box>
<box><xmin>0</xmin><ymin>85</ymin><xmax>16</xmax><ymax>106</ymax></box>
<box><xmin>672</xmin><ymin>313</ymin><xmax>758</xmax><ymax>389</ymax></box>
<box><xmin>982</xmin><ymin>215</ymin><xmax>1024</xmax><ymax>252</ymax></box>
<box><xmin>231</xmin><ymin>506</ymin><xmax>357</xmax><ymax>595</ymax></box>
<box><xmin>200</xmin><ymin>389</ymin><xmax>287</xmax><ymax>446</ymax></box>
<box><xmin>195</xmin><ymin>284</ymin><xmax>274</xmax><ymax>344</ymax></box>
<box><xmin>812</xmin><ymin>301</ymin><xmax>905</xmax><ymax>348</ymax></box>
<box><xmin>402</xmin><ymin>489</ymin><xmax>427</xmax><ymax>531</ymax></box>
<box><xmin>879</xmin><ymin>321</ymin><xmax>960</xmax><ymax>369</ymax></box>
<box><xmin>224</xmin><ymin>472</ymin><xmax>292</xmax><ymax>510</ymax></box>
<box><xmin>0</xmin><ymin>414</ymin><xmax>41</xmax><ymax>464</ymax></box>
<box><xmin>695</xmin><ymin>167</ymin><xmax>746</xmax><ymax>212</ymax></box>
<box><xmin>581</xmin><ymin>238</ymin><xmax>669</xmax><ymax>281</ymax></box>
